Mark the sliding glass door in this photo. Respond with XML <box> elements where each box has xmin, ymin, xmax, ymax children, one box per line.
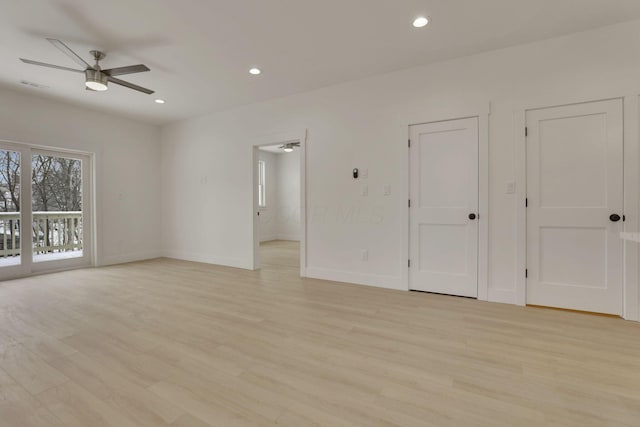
<box><xmin>0</xmin><ymin>142</ymin><xmax>92</xmax><ymax>279</ymax></box>
<box><xmin>0</xmin><ymin>148</ymin><xmax>22</xmax><ymax>270</ymax></box>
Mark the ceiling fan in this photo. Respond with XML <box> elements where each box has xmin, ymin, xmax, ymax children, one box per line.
<box><xmin>20</xmin><ymin>38</ymin><xmax>154</xmax><ymax>95</ymax></box>
<box><xmin>279</xmin><ymin>142</ymin><xmax>300</xmax><ymax>152</ymax></box>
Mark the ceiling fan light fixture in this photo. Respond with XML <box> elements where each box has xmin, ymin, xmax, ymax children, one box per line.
<box><xmin>85</xmin><ymin>69</ymin><xmax>108</xmax><ymax>91</ymax></box>
<box><xmin>283</xmin><ymin>143</ymin><xmax>295</xmax><ymax>153</ymax></box>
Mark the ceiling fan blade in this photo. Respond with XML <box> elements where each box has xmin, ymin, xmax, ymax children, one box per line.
<box><xmin>47</xmin><ymin>38</ymin><xmax>90</xmax><ymax>69</ymax></box>
<box><xmin>103</xmin><ymin>64</ymin><xmax>150</xmax><ymax>77</ymax></box>
<box><xmin>107</xmin><ymin>76</ymin><xmax>154</xmax><ymax>95</ymax></box>
<box><xmin>20</xmin><ymin>58</ymin><xmax>84</xmax><ymax>73</ymax></box>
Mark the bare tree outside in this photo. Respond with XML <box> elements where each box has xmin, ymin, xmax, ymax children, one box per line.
<box><xmin>0</xmin><ymin>151</ymin><xmax>20</xmax><ymax>212</ymax></box>
<box><xmin>32</xmin><ymin>155</ymin><xmax>83</xmax><ymax>256</ymax></box>
<box><xmin>0</xmin><ymin>150</ymin><xmax>21</xmax><ymax>260</ymax></box>
<box><xmin>31</xmin><ymin>155</ymin><xmax>82</xmax><ymax>212</ymax></box>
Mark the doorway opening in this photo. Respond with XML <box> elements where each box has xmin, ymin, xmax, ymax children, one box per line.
<box><xmin>252</xmin><ymin>136</ymin><xmax>305</xmax><ymax>274</ymax></box>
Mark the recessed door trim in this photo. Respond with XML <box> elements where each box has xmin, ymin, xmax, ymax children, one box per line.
<box><xmin>515</xmin><ymin>94</ymin><xmax>640</xmax><ymax>321</ymax></box>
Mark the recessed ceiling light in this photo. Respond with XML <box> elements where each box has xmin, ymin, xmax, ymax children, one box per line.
<box><xmin>249</xmin><ymin>67</ymin><xmax>262</xmax><ymax>76</ymax></box>
<box><xmin>413</xmin><ymin>16</ymin><xmax>429</xmax><ymax>28</ymax></box>
<box><xmin>155</xmin><ymin>99</ymin><xmax>166</xmax><ymax>104</ymax></box>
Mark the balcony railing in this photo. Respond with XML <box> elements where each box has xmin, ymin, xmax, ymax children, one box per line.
<box><xmin>0</xmin><ymin>211</ymin><xmax>83</xmax><ymax>258</ymax></box>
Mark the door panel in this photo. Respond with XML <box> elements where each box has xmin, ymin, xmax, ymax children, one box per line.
<box><xmin>0</xmin><ymin>148</ymin><xmax>22</xmax><ymax>270</ymax></box>
<box><xmin>539</xmin><ymin>226</ymin><xmax>606</xmax><ymax>288</ymax></box>
<box><xmin>526</xmin><ymin>99</ymin><xmax>623</xmax><ymax>315</ymax></box>
<box><xmin>419</xmin><ymin>133</ymin><xmax>471</xmax><ymax>208</ymax></box>
<box><xmin>538</xmin><ymin>114</ymin><xmax>608</xmax><ymax>208</ymax></box>
<box><xmin>31</xmin><ymin>149</ymin><xmax>91</xmax><ymax>272</ymax></box>
<box><xmin>419</xmin><ymin>224</ymin><xmax>469</xmax><ymax>274</ymax></box>
<box><xmin>409</xmin><ymin>117</ymin><xmax>479</xmax><ymax>297</ymax></box>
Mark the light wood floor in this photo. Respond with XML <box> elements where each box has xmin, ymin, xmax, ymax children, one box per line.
<box><xmin>260</xmin><ymin>240</ymin><xmax>300</xmax><ymax>270</ymax></box>
<box><xmin>1</xmin><ymin>241</ymin><xmax>639</xmax><ymax>426</ymax></box>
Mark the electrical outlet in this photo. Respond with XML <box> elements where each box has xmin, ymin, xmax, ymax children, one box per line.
<box><xmin>361</xmin><ymin>250</ymin><xmax>368</xmax><ymax>261</ymax></box>
<box><xmin>361</xmin><ymin>185</ymin><xmax>368</xmax><ymax>196</ymax></box>
<box><xmin>383</xmin><ymin>184</ymin><xmax>391</xmax><ymax>196</ymax></box>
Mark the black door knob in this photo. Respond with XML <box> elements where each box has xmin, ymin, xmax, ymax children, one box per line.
<box><xmin>610</xmin><ymin>214</ymin><xmax>621</xmax><ymax>222</ymax></box>
<box><xmin>469</xmin><ymin>213</ymin><xmax>477</xmax><ymax>220</ymax></box>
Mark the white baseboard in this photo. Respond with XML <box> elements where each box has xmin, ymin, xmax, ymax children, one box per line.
<box><xmin>276</xmin><ymin>234</ymin><xmax>300</xmax><ymax>241</ymax></box>
<box><xmin>487</xmin><ymin>288</ymin><xmax>517</xmax><ymax>305</ymax></box>
<box><xmin>99</xmin><ymin>251</ymin><xmax>163</xmax><ymax>267</ymax></box>
<box><xmin>625</xmin><ymin>310</ymin><xmax>639</xmax><ymax>322</ymax></box>
<box><xmin>260</xmin><ymin>235</ymin><xmax>300</xmax><ymax>242</ymax></box>
<box><xmin>162</xmin><ymin>250</ymin><xmax>252</xmax><ymax>270</ymax></box>
<box><xmin>305</xmin><ymin>266</ymin><xmax>405</xmax><ymax>291</ymax></box>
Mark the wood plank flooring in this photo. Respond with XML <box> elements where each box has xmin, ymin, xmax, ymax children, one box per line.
<box><xmin>0</xmin><ymin>240</ymin><xmax>639</xmax><ymax>426</ymax></box>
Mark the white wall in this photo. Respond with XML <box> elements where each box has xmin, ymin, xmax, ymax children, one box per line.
<box><xmin>275</xmin><ymin>152</ymin><xmax>300</xmax><ymax>241</ymax></box>
<box><xmin>257</xmin><ymin>150</ymin><xmax>278</xmax><ymax>242</ymax></box>
<box><xmin>0</xmin><ymin>86</ymin><xmax>161</xmax><ymax>267</ymax></box>
<box><xmin>161</xmin><ymin>20</ymin><xmax>640</xmax><ymax>315</ymax></box>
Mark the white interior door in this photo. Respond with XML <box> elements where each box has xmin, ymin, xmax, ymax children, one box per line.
<box><xmin>409</xmin><ymin>117</ymin><xmax>479</xmax><ymax>297</ymax></box>
<box><xmin>526</xmin><ymin>99</ymin><xmax>623</xmax><ymax>315</ymax></box>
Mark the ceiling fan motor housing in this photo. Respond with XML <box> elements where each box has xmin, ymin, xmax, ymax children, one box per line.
<box><xmin>85</xmin><ymin>69</ymin><xmax>108</xmax><ymax>91</ymax></box>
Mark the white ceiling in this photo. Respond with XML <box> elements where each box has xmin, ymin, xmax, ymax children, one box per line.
<box><xmin>2</xmin><ymin>0</ymin><xmax>640</xmax><ymax>125</ymax></box>
<box><xmin>259</xmin><ymin>144</ymin><xmax>288</xmax><ymax>154</ymax></box>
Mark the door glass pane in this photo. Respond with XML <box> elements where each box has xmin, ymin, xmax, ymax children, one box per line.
<box><xmin>32</xmin><ymin>154</ymin><xmax>83</xmax><ymax>262</ymax></box>
<box><xmin>258</xmin><ymin>160</ymin><xmax>266</xmax><ymax>207</ymax></box>
<box><xmin>0</xmin><ymin>150</ymin><xmax>21</xmax><ymax>267</ymax></box>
